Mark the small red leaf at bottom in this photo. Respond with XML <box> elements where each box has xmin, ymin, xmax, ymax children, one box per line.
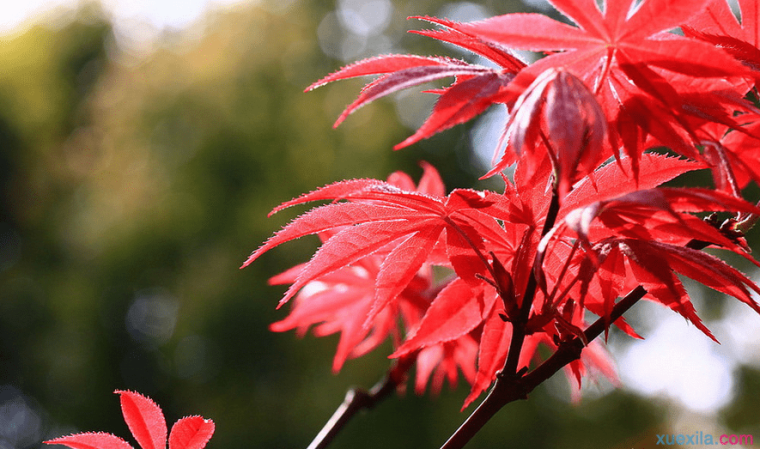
<box><xmin>169</xmin><ymin>416</ymin><xmax>215</xmax><ymax>449</ymax></box>
<box><xmin>45</xmin><ymin>433</ymin><xmax>133</xmax><ymax>449</ymax></box>
<box><xmin>116</xmin><ymin>390</ymin><xmax>167</xmax><ymax>449</ymax></box>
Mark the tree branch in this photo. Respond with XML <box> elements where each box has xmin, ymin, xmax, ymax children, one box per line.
<box><xmin>306</xmin><ymin>354</ymin><xmax>416</xmax><ymax>449</ymax></box>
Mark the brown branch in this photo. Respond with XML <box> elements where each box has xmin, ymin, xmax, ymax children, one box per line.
<box><xmin>306</xmin><ymin>354</ymin><xmax>416</xmax><ymax>449</ymax></box>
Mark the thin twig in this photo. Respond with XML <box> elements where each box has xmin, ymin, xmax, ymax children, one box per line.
<box><xmin>502</xmin><ymin>186</ymin><xmax>561</xmax><ymax>376</ymax></box>
<box><xmin>306</xmin><ymin>355</ymin><xmax>416</xmax><ymax>449</ymax></box>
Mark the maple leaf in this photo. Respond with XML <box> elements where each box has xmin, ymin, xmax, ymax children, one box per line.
<box><xmin>269</xmin><ymin>233</ymin><xmax>481</xmax><ymax>390</ymax></box>
<box><xmin>560</xmin><ymin>153</ymin><xmax>707</xmax><ymax>214</ymax></box>
<box><xmin>256</xmin><ymin>164</ymin><xmax>487</xmax><ymax>391</ymax></box>
<box><xmin>692</xmin><ymin>113</ymin><xmax>760</xmax><ymax>196</ymax></box>
<box><xmin>513</xmin><ymin>153</ymin><xmax>706</xmax><ymax>270</ymax></box>
<box><xmin>45</xmin><ymin>391</ymin><xmax>214</xmax><ymax>449</ymax></box>
<box><xmin>414</xmin><ymin>335</ymin><xmax>479</xmax><ymax>395</ymax></box>
<box><xmin>684</xmin><ymin>0</ymin><xmax>760</xmax><ymax>87</ymax></box>
<box><xmin>600</xmin><ymin>238</ymin><xmax>760</xmax><ymax>339</ymax></box>
<box><xmin>305</xmin><ymin>17</ymin><xmax>525</xmax><ymax>149</ymax></box>
<box><xmin>539</xmin><ymin>186</ymin><xmax>760</xmax><ymax>340</ymax></box>
<box><xmin>269</xmin><ymin>256</ymin><xmax>422</xmax><ymax>372</ymax></box>
<box><xmin>461</xmin><ymin>0</ymin><xmax>753</xmax><ymax>176</ymax></box>
<box><xmin>532</xmin><ymin>155</ymin><xmax>749</xmax><ymax>339</ymax></box>
<box><xmin>392</xmin><ymin>278</ymin><xmax>488</xmax><ymax>359</ymax></box>
<box><xmin>394</xmin><ymin>158</ymin><xmax>707</xmax><ymax>408</ymax></box>
<box><xmin>563</xmin><ymin>187</ymin><xmax>760</xmax><ymax>251</ymax></box>
<box><xmin>242</xmin><ymin>163</ymin><xmax>509</xmax><ymax>319</ymax></box>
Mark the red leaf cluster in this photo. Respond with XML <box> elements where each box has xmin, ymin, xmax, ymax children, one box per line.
<box><xmin>45</xmin><ymin>391</ymin><xmax>214</xmax><ymax>449</ymax></box>
<box><xmin>249</xmin><ymin>0</ymin><xmax>760</xmax><ymax>409</ymax></box>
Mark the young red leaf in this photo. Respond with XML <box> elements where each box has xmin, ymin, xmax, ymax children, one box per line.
<box><xmin>685</xmin><ymin>0</ymin><xmax>747</xmax><ymax>38</ymax></box>
<box><xmin>694</xmin><ymin>114</ymin><xmax>760</xmax><ymax>193</ymax></box>
<box><xmin>563</xmin><ymin>187</ymin><xmax>760</xmax><ymax>254</ymax></box>
<box><xmin>463</xmin><ymin>0</ymin><xmax>750</xmax><ymax>85</ymax></box>
<box><xmin>569</xmin><ymin>340</ymin><xmax>620</xmax><ymax>395</ymax></box>
<box><xmin>658</xmin><ymin>187</ymin><xmax>760</xmax><ymax>214</ymax></box>
<box><xmin>270</xmin><ymin>260</ymin><xmax>384</xmax><ymax>372</ymax></box>
<box><xmin>246</xmin><ymin>165</ymin><xmax>521</xmax><ymax>318</ymax></box>
<box><xmin>574</xmin><ymin>236</ymin><xmax>760</xmax><ymax>341</ymax></box>
<box><xmin>261</xmin><ymin>164</ymin><xmax>500</xmax><ymax>380</ymax></box>
<box><xmin>278</xmin><ymin>219</ymin><xmax>438</xmax><ymax>308</ymax></box>
<box><xmin>624</xmin><ymin>246</ymin><xmax>718</xmax><ymax>342</ymax></box>
<box><xmin>414</xmin><ymin>337</ymin><xmax>478</xmax><ymax>395</ymax></box>
<box><xmin>462</xmin><ymin>308</ymin><xmax>615</xmax><ymax>408</ymax></box>
<box><xmin>410</xmin><ymin>16</ymin><xmax>526</xmax><ymax>71</ymax></box>
<box><xmin>266</xmin><ymin>178</ymin><xmax>385</xmax><ymax>216</ymax></box>
<box><xmin>117</xmin><ymin>390</ymin><xmax>167</xmax><ymax>449</ymax></box>
<box><xmin>334</xmin><ymin>63</ymin><xmax>496</xmax><ymax>128</ymax></box>
<box><xmin>242</xmin><ymin>202</ymin><xmax>424</xmax><ymax>270</ymax></box>
<box><xmin>394</xmin><ymin>71</ymin><xmax>514</xmax><ymax>149</ymax></box>
<box><xmin>370</xmin><ymin>224</ymin><xmax>444</xmax><ymax>319</ymax></box>
<box><xmin>392</xmin><ymin>278</ymin><xmax>485</xmax><ymax>357</ymax></box>
<box><xmin>641</xmin><ymin>240</ymin><xmax>760</xmax><ymax>313</ymax></box>
<box><xmin>305</xmin><ymin>55</ymin><xmax>459</xmax><ymax>91</ymax></box>
<box><xmin>306</xmin><ymin>16</ymin><xmax>528</xmax><ymax>150</ymax></box>
<box><xmin>560</xmin><ymin>153</ymin><xmax>706</xmax><ymax>218</ymax></box>
<box><xmin>168</xmin><ymin>417</ymin><xmax>215</xmax><ymax>449</ymax></box>
<box><xmin>685</xmin><ymin>0</ymin><xmax>760</xmax><ymax>86</ymax></box>
<box><xmin>463</xmin><ymin>311</ymin><xmax>514</xmax><ymax>409</ymax></box>
<box><xmin>596</xmin><ymin>243</ymin><xmax>627</xmax><ymax>339</ymax></box>
<box><xmin>416</xmin><ymin>160</ymin><xmax>446</xmax><ymax>197</ymax></box>
<box><xmin>444</xmin><ymin>222</ymin><xmax>487</xmax><ymax>286</ymax></box>
<box><xmin>45</xmin><ymin>433</ymin><xmax>133</xmax><ymax>449</ymax></box>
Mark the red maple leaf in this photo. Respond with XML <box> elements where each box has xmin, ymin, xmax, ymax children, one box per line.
<box><xmin>45</xmin><ymin>391</ymin><xmax>214</xmax><ymax>449</ymax></box>
<box><xmin>269</xmin><ymin>253</ymin><xmax>429</xmax><ymax>372</ymax></box>
<box><xmin>539</xmin><ymin>186</ymin><xmax>760</xmax><ymax>341</ymax></box>
<box><xmin>242</xmin><ymin>163</ymin><xmax>509</xmax><ymax>316</ymax></box>
<box><xmin>684</xmin><ymin>0</ymin><xmax>760</xmax><ymax>87</ymax></box>
<box><xmin>465</xmin><ymin>154</ymin><xmax>717</xmax><ymax>404</ymax></box>
<box><xmin>305</xmin><ymin>17</ymin><xmax>525</xmax><ymax>149</ymax></box>
<box><xmin>690</xmin><ymin>112</ymin><xmax>760</xmax><ymax>196</ymax></box>
<box><xmin>260</xmin><ymin>164</ymin><xmax>483</xmax><ymax>389</ymax></box>
<box><xmin>414</xmin><ymin>336</ymin><xmax>479</xmax><ymax>395</ymax></box>
<box><xmin>461</xmin><ymin>0</ymin><xmax>754</xmax><ymax>176</ymax></box>
<box><xmin>461</xmin><ymin>304</ymin><xmax>619</xmax><ymax>408</ymax></box>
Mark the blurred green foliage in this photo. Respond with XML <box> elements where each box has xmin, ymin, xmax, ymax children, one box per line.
<box><xmin>0</xmin><ymin>1</ymin><xmax>758</xmax><ymax>449</ymax></box>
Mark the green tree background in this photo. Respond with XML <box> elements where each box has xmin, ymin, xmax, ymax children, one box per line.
<box><xmin>0</xmin><ymin>1</ymin><xmax>758</xmax><ymax>448</ymax></box>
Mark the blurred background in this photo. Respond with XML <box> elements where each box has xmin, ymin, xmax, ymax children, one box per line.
<box><xmin>1</xmin><ymin>0</ymin><xmax>759</xmax><ymax>448</ymax></box>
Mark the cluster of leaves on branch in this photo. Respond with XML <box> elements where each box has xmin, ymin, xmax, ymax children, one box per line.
<box><xmin>243</xmin><ymin>0</ymin><xmax>760</xmax><ymax>446</ymax></box>
<box><xmin>45</xmin><ymin>391</ymin><xmax>214</xmax><ymax>449</ymax></box>
<box><xmin>246</xmin><ymin>0</ymin><xmax>760</xmax><ymax>408</ymax></box>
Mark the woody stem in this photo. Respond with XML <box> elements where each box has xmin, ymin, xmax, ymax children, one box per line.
<box><xmin>306</xmin><ymin>354</ymin><xmax>417</xmax><ymax>449</ymax></box>
<box><xmin>502</xmin><ymin>184</ymin><xmax>560</xmax><ymax>376</ymax></box>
